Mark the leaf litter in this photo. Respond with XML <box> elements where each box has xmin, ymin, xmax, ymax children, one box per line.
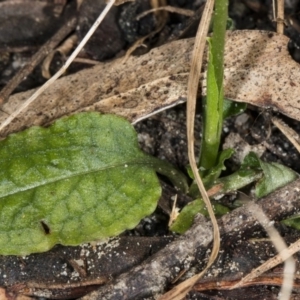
<box><xmin>1</xmin><ymin>30</ymin><xmax>300</xmax><ymax>138</ymax></box>
<box><xmin>0</xmin><ymin>3</ymin><xmax>300</xmax><ymax>297</ymax></box>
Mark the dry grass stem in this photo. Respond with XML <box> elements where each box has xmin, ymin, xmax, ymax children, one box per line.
<box><xmin>158</xmin><ymin>0</ymin><xmax>218</xmax><ymax>298</ymax></box>
<box><xmin>231</xmin><ymin>203</ymin><xmax>295</xmax><ymax>300</ymax></box>
<box><xmin>232</xmin><ymin>238</ymin><xmax>300</xmax><ymax>290</ymax></box>
<box><xmin>185</xmin><ymin>0</ymin><xmax>219</xmax><ymax>278</ymax></box>
<box><xmin>275</xmin><ymin>0</ymin><xmax>285</xmax><ymax>34</ymax></box>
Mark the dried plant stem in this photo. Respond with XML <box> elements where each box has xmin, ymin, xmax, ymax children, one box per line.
<box><xmin>231</xmin><ymin>203</ymin><xmax>295</xmax><ymax>300</ymax></box>
<box><xmin>232</xmin><ymin>237</ymin><xmax>300</xmax><ymax>287</ymax></box>
<box><xmin>186</xmin><ymin>0</ymin><xmax>219</xmax><ymax>274</ymax></box>
<box><xmin>274</xmin><ymin>0</ymin><xmax>285</xmax><ymax>34</ymax></box>
<box><xmin>158</xmin><ymin>0</ymin><xmax>217</xmax><ymax>299</ymax></box>
<box><xmin>0</xmin><ymin>0</ymin><xmax>116</xmax><ymax>133</ymax></box>
<box><xmin>186</xmin><ymin>0</ymin><xmax>217</xmax><ymax>266</ymax></box>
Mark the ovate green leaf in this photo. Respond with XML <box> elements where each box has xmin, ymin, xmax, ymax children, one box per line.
<box><xmin>255</xmin><ymin>159</ymin><xmax>297</xmax><ymax>198</ymax></box>
<box><xmin>232</xmin><ymin>152</ymin><xmax>297</xmax><ymax>198</ymax></box>
<box><xmin>0</xmin><ymin>112</ymin><xmax>161</xmax><ymax>255</ymax></box>
<box><xmin>244</xmin><ymin>152</ymin><xmax>298</xmax><ymax>198</ymax></box>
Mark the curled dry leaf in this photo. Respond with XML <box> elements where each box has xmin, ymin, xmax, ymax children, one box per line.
<box><xmin>0</xmin><ymin>30</ymin><xmax>299</xmax><ymax>138</ymax></box>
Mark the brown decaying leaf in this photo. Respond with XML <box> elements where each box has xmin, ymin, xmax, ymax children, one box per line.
<box><xmin>1</xmin><ymin>30</ymin><xmax>299</xmax><ymax>138</ymax></box>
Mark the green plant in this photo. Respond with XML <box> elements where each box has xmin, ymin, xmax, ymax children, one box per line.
<box><xmin>171</xmin><ymin>152</ymin><xmax>297</xmax><ymax>233</ymax></box>
<box><xmin>0</xmin><ymin>1</ymin><xmax>297</xmax><ymax>257</ymax></box>
<box><xmin>0</xmin><ymin>112</ymin><xmax>187</xmax><ymax>255</ymax></box>
<box><xmin>171</xmin><ymin>0</ymin><xmax>298</xmax><ymax>233</ymax></box>
<box><xmin>199</xmin><ymin>0</ymin><xmax>228</xmax><ymax>172</ymax></box>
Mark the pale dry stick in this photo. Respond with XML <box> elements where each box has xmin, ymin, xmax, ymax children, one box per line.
<box><xmin>0</xmin><ymin>0</ymin><xmax>116</xmax><ymax>133</ymax></box>
<box><xmin>274</xmin><ymin>0</ymin><xmax>285</xmax><ymax>34</ymax></box>
<box><xmin>158</xmin><ymin>0</ymin><xmax>217</xmax><ymax>299</ymax></box>
<box><xmin>231</xmin><ymin>203</ymin><xmax>295</xmax><ymax>300</ymax></box>
<box><xmin>185</xmin><ymin>0</ymin><xmax>219</xmax><ymax>278</ymax></box>
<box><xmin>168</xmin><ymin>194</ymin><xmax>179</xmax><ymax>227</ymax></box>
<box><xmin>232</xmin><ymin>237</ymin><xmax>300</xmax><ymax>288</ymax></box>
<box><xmin>72</xmin><ymin>57</ymin><xmax>100</xmax><ymax>65</ymax></box>
<box><xmin>150</xmin><ymin>0</ymin><xmax>168</xmax><ymax>24</ymax></box>
<box><xmin>272</xmin><ymin>117</ymin><xmax>300</xmax><ymax>153</ymax></box>
<box><xmin>114</xmin><ymin>0</ymin><xmax>134</xmax><ymax>5</ymax></box>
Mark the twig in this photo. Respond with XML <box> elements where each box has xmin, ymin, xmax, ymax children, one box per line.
<box><xmin>231</xmin><ymin>203</ymin><xmax>295</xmax><ymax>300</ymax></box>
<box><xmin>231</xmin><ymin>238</ymin><xmax>300</xmax><ymax>289</ymax></box>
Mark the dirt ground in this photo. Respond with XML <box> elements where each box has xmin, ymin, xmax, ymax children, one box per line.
<box><xmin>1</xmin><ymin>0</ymin><xmax>300</xmax><ymax>299</ymax></box>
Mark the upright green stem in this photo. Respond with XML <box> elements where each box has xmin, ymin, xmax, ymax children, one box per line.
<box><xmin>199</xmin><ymin>0</ymin><xmax>228</xmax><ymax>172</ymax></box>
<box><xmin>211</xmin><ymin>0</ymin><xmax>228</xmax><ymax>90</ymax></box>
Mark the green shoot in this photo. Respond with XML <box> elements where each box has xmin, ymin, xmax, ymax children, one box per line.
<box><xmin>199</xmin><ymin>0</ymin><xmax>228</xmax><ymax>172</ymax></box>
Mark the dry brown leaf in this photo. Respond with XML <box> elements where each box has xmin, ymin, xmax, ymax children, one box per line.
<box><xmin>219</xmin><ymin>30</ymin><xmax>300</xmax><ymax>121</ymax></box>
<box><xmin>1</xmin><ymin>30</ymin><xmax>299</xmax><ymax>138</ymax></box>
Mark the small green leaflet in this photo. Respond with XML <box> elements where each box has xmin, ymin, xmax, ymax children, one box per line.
<box><xmin>0</xmin><ymin>112</ymin><xmax>161</xmax><ymax>255</ymax></box>
<box><xmin>171</xmin><ymin>152</ymin><xmax>297</xmax><ymax>234</ymax></box>
<box><xmin>242</xmin><ymin>152</ymin><xmax>298</xmax><ymax>198</ymax></box>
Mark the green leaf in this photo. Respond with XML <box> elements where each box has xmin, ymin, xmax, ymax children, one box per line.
<box><xmin>226</xmin><ymin>18</ymin><xmax>235</xmax><ymax>30</ymax></box>
<box><xmin>223</xmin><ymin>98</ymin><xmax>246</xmax><ymax>119</ymax></box>
<box><xmin>242</xmin><ymin>152</ymin><xmax>262</xmax><ymax>169</ymax></box>
<box><xmin>170</xmin><ymin>199</ymin><xmax>230</xmax><ymax>234</ymax></box>
<box><xmin>281</xmin><ymin>214</ymin><xmax>300</xmax><ymax>230</ymax></box>
<box><xmin>225</xmin><ymin>152</ymin><xmax>298</xmax><ymax>198</ymax></box>
<box><xmin>0</xmin><ymin>112</ymin><xmax>161</xmax><ymax>255</ymax></box>
<box><xmin>188</xmin><ymin>148</ymin><xmax>234</xmax><ymax>197</ymax></box>
<box><xmin>200</xmin><ymin>38</ymin><xmax>222</xmax><ymax>171</ymax></box>
<box><xmin>203</xmin><ymin>148</ymin><xmax>234</xmax><ymax>185</ymax></box>
<box><xmin>255</xmin><ymin>158</ymin><xmax>298</xmax><ymax>198</ymax></box>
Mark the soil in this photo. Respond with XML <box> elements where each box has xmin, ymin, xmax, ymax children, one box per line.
<box><xmin>1</xmin><ymin>0</ymin><xmax>300</xmax><ymax>299</ymax></box>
